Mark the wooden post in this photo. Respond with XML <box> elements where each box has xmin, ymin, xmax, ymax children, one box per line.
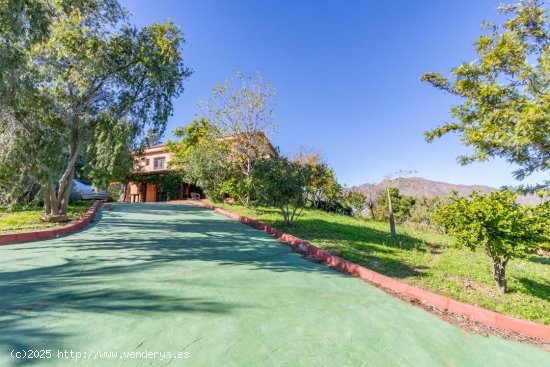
<box><xmin>387</xmin><ymin>188</ymin><xmax>396</xmax><ymax>237</ymax></box>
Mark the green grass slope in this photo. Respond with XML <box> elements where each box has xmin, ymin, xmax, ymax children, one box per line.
<box><xmin>0</xmin><ymin>202</ymin><xmax>91</xmax><ymax>234</ymax></box>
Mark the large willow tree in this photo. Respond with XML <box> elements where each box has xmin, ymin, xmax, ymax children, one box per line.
<box><xmin>0</xmin><ymin>0</ymin><xmax>191</xmax><ymax>218</ymax></box>
<box><xmin>422</xmin><ymin>0</ymin><xmax>549</xmax><ymax>190</ymax></box>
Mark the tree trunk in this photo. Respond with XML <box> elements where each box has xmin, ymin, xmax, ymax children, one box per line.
<box><xmin>240</xmin><ymin>195</ymin><xmax>250</xmax><ymax>207</ymax></box>
<box><xmin>311</xmin><ymin>189</ymin><xmax>318</xmax><ymax>209</ymax></box>
<box><xmin>241</xmin><ymin>156</ymin><xmax>252</xmax><ymax>207</ymax></box>
<box><xmin>42</xmin><ymin>133</ymin><xmax>83</xmax><ymax>219</ymax></box>
<box><xmin>387</xmin><ymin>188</ymin><xmax>396</xmax><ymax>237</ymax></box>
<box><xmin>58</xmin><ymin>168</ymin><xmax>75</xmax><ymax>214</ymax></box>
<box><xmin>368</xmin><ymin>204</ymin><xmax>375</xmax><ymax>220</ymax></box>
<box><xmin>281</xmin><ymin>207</ymin><xmax>289</xmax><ymax>226</ymax></box>
<box><xmin>41</xmin><ymin>183</ymin><xmax>68</xmax><ymax>222</ymax></box>
<box><xmin>48</xmin><ymin>183</ymin><xmax>60</xmax><ymax>215</ymax></box>
<box><xmin>492</xmin><ymin>259</ymin><xmax>508</xmax><ymax>293</ymax></box>
<box><xmin>123</xmin><ymin>183</ymin><xmax>130</xmax><ymax>202</ymax></box>
<box><xmin>44</xmin><ymin>190</ymin><xmax>52</xmax><ymax>214</ymax></box>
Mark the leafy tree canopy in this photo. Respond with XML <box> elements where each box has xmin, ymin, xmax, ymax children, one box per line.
<box><xmin>422</xmin><ymin>0</ymin><xmax>550</xmax><ymax>189</ymax></box>
<box><xmin>142</xmin><ymin>127</ymin><xmax>164</xmax><ymax>148</ymax></box>
<box><xmin>292</xmin><ymin>146</ymin><xmax>341</xmax><ymax>209</ymax></box>
<box><xmin>374</xmin><ymin>187</ymin><xmax>416</xmax><ymax>224</ymax></box>
<box><xmin>127</xmin><ymin>171</ymin><xmax>184</xmax><ymax>201</ymax></box>
<box><xmin>201</xmin><ymin>71</ymin><xmax>277</xmax><ymax>183</ymax></box>
<box><xmin>169</xmin><ymin>71</ymin><xmax>277</xmax><ymax>206</ymax></box>
<box><xmin>167</xmin><ymin>117</ymin><xmax>219</xmax><ymax>166</ymax></box>
<box><xmin>253</xmin><ymin>155</ymin><xmax>310</xmax><ymax>226</ymax></box>
<box><xmin>166</xmin><ymin>117</ymin><xmax>233</xmax><ymax>201</ymax></box>
<box><xmin>433</xmin><ymin>190</ymin><xmax>548</xmax><ymax>292</ymax></box>
<box><xmin>180</xmin><ymin>143</ymin><xmax>233</xmax><ymax>202</ymax></box>
<box><xmin>0</xmin><ymin>0</ymin><xmax>191</xmax><ymax>215</ymax></box>
<box><xmin>342</xmin><ymin>190</ymin><xmax>367</xmax><ymax>218</ymax></box>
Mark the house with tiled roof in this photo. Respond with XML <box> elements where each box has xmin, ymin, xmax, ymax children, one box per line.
<box><xmin>123</xmin><ymin>133</ymin><xmax>276</xmax><ymax>202</ymax></box>
<box><xmin>124</xmin><ymin>145</ymin><xmax>202</xmax><ymax>202</ymax></box>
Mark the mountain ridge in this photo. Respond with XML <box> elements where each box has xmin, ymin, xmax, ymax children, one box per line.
<box><xmin>352</xmin><ymin>177</ymin><xmax>539</xmax><ymax>205</ymax></box>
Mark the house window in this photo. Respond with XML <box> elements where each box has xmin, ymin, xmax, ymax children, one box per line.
<box><xmin>145</xmin><ymin>158</ymin><xmax>150</xmax><ymax>166</ymax></box>
<box><xmin>153</xmin><ymin>156</ymin><xmax>166</xmax><ymax>169</ymax></box>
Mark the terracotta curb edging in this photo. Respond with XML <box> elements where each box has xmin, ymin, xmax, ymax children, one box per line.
<box><xmin>179</xmin><ymin>199</ymin><xmax>550</xmax><ymax>341</ymax></box>
<box><xmin>0</xmin><ymin>200</ymin><xmax>101</xmax><ymax>246</ymax></box>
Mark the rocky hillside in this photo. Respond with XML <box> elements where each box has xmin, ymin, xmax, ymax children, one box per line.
<box><xmin>353</xmin><ymin>177</ymin><xmax>540</xmax><ymax>205</ymax></box>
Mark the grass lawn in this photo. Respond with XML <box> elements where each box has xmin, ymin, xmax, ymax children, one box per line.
<box><xmin>0</xmin><ymin>201</ymin><xmax>91</xmax><ymax>234</ymax></box>
<box><xmin>210</xmin><ymin>201</ymin><xmax>550</xmax><ymax>325</ymax></box>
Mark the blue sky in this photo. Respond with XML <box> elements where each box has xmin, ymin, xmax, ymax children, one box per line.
<box><xmin>120</xmin><ymin>0</ymin><xmax>546</xmax><ymax>188</ymax></box>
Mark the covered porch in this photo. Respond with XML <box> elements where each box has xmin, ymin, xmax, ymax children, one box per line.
<box><xmin>122</xmin><ymin>171</ymin><xmax>203</xmax><ymax>203</ymax></box>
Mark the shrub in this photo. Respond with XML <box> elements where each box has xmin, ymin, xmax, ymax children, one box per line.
<box><xmin>107</xmin><ymin>183</ymin><xmax>125</xmax><ymax>202</ymax></box>
<box><xmin>253</xmin><ymin>156</ymin><xmax>310</xmax><ymax>226</ymax></box>
<box><xmin>433</xmin><ymin>190</ymin><xmax>547</xmax><ymax>293</ymax></box>
<box><xmin>373</xmin><ymin>187</ymin><xmax>415</xmax><ymax>223</ymax></box>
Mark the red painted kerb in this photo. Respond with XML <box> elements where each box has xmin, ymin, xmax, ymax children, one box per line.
<box><xmin>180</xmin><ymin>200</ymin><xmax>550</xmax><ymax>341</ymax></box>
<box><xmin>0</xmin><ymin>200</ymin><xmax>101</xmax><ymax>246</ymax></box>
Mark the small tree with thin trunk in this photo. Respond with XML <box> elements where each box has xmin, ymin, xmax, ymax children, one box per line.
<box><xmin>433</xmin><ymin>190</ymin><xmax>546</xmax><ymax>293</ymax></box>
<box><xmin>292</xmin><ymin>146</ymin><xmax>340</xmax><ymax>209</ymax></box>
<box><xmin>172</xmin><ymin>73</ymin><xmax>277</xmax><ymax>206</ymax></box>
<box><xmin>386</xmin><ymin>187</ymin><xmax>397</xmax><ymax>237</ymax></box>
<box><xmin>361</xmin><ymin>183</ymin><xmax>382</xmax><ymax>220</ymax></box>
<box><xmin>342</xmin><ymin>190</ymin><xmax>367</xmax><ymax>218</ymax></box>
<box><xmin>382</xmin><ymin>170</ymin><xmax>416</xmax><ymax>237</ymax></box>
<box><xmin>253</xmin><ymin>156</ymin><xmax>309</xmax><ymax>226</ymax></box>
<box><xmin>202</xmin><ymin>71</ymin><xmax>277</xmax><ymax>206</ymax></box>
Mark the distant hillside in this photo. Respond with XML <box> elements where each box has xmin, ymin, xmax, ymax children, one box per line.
<box><xmin>352</xmin><ymin>177</ymin><xmax>540</xmax><ymax>206</ymax></box>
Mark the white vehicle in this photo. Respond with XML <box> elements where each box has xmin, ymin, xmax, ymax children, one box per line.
<box><xmin>73</xmin><ymin>180</ymin><xmax>108</xmax><ymax>200</ymax></box>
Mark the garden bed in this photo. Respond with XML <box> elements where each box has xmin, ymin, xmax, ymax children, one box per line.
<box><xmin>0</xmin><ymin>201</ymin><xmax>92</xmax><ymax>234</ymax></box>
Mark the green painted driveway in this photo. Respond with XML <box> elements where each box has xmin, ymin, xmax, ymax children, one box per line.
<box><xmin>0</xmin><ymin>203</ymin><xmax>548</xmax><ymax>366</ymax></box>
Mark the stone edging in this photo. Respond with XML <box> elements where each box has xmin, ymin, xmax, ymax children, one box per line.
<box><xmin>180</xmin><ymin>200</ymin><xmax>550</xmax><ymax>341</ymax></box>
<box><xmin>0</xmin><ymin>200</ymin><xmax>101</xmax><ymax>246</ymax></box>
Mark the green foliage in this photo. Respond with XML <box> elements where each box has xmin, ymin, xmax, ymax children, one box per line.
<box><xmin>127</xmin><ymin>172</ymin><xmax>184</xmax><ymax>201</ymax></box>
<box><xmin>374</xmin><ymin>188</ymin><xmax>416</xmax><ymax>223</ymax></box>
<box><xmin>142</xmin><ymin>127</ymin><xmax>164</xmax><ymax>148</ymax></box>
<box><xmin>220</xmin><ymin>177</ymin><xmax>254</xmax><ymax>205</ymax></box>
<box><xmin>202</xmin><ymin>71</ymin><xmax>277</xmax><ymax>191</ymax></box>
<box><xmin>182</xmin><ymin>143</ymin><xmax>233</xmax><ymax>202</ymax></box>
<box><xmin>434</xmin><ymin>191</ymin><xmax>545</xmax><ymax>258</ymax></box>
<box><xmin>422</xmin><ymin>0</ymin><xmax>550</xmax><ymax>188</ymax></box>
<box><xmin>168</xmin><ymin>72</ymin><xmax>277</xmax><ymax>206</ymax></box>
<box><xmin>107</xmin><ymin>183</ymin><xmax>125</xmax><ymax>202</ymax></box>
<box><xmin>253</xmin><ymin>156</ymin><xmax>310</xmax><ymax>226</ymax></box>
<box><xmin>531</xmin><ymin>193</ymin><xmax>550</xmax><ymax>240</ymax></box>
<box><xmin>0</xmin><ymin>0</ymin><xmax>55</xmax><ymax>103</ymax></box>
<box><xmin>407</xmin><ymin>196</ymin><xmax>442</xmax><ymax>229</ymax></box>
<box><xmin>0</xmin><ymin>201</ymin><xmax>90</xmax><ymax>233</ymax></box>
<box><xmin>84</xmin><ymin>114</ymin><xmax>136</xmax><ymax>188</ymax></box>
<box><xmin>155</xmin><ymin>173</ymin><xmax>184</xmax><ymax>200</ymax></box>
<box><xmin>0</xmin><ymin>176</ymin><xmax>41</xmax><ymax>206</ymax></box>
<box><xmin>306</xmin><ymin>164</ymin><xmax>341</xmax><ymax>208</ymax></box>
<box><xmin>167</xmin><ymin>118</ymin><xmax>234</xmax><ymax>202</ymax></box>
<box><xmin>0</xmin><ymin>0</ymin><xmax>191</xmax><ymax>215</ymax></box>
<box><xmin>167</xmin><ymin>117</ymin><xmax>219</xmax><ymax>166</ymax></box>
<box><xmin>292</xmin><ymin>147</ymin><xmax>342</xmax><ymax>210</ymax></box>
<box><xmin>342</xmin><ymin>190</ymin><xmax>367</xmax><ymax>217</ymax></box>
<box><xmin>433</xmin><ymin>190</ymin><xmax>547</xmax><ymax>292</ymax></box>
